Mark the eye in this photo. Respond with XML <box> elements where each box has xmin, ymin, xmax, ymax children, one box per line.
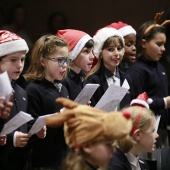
<box><xmin>117</xmin><ymin>46</ymin><xmax>123</xmax><ymax>51</ymax></box>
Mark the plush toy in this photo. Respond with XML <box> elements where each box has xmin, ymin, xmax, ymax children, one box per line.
<box><xmin>45</xmin><ymin>98</ymin><xmax>132</xmax><ymax>148</ymax></box>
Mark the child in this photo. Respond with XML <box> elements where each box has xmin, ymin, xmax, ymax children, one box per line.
<box><xmin>106</xmin><ymin>21</ymin><xmax>136</xmax><ymax>72</ymax></box>
<box><xmin>86</xmin><ymin>27</ymin><xmax>134</xmax><ymax>109</ymax></box>
<box><xmin>24</xmin><ymin>34</ymin><xmax>70</xmax><ymax>170</ymax></box>
<box><xmin>57</xmin><ymin>29</ymin><xmax>94</xmax><ymax>100</ymax></box>
<box><xmin>128</xmin><ymin>11</ymin><xmax>170</xmax><ymax>149</ymax></box>
<box><xmin>109</xmin><ymin>92</ymin><xmax>159</xmax><ymax>170</ymax></box>
<box><xmin>45</xmin><ymin>97</ymin><xmax>133</xmax><ymax>170</ymax></box>
<box><xmin>0</xmin><ymin>30</ymin><xmax>45</xmax><ymax>170</ymax></box>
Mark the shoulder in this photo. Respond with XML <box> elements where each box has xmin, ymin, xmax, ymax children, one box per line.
<box><xmin>14</xmin><ymin>83</ymin><xmax>27</xmax><ymax>96</ymax></box>
<box><xmin>87</xmin><ymin>72</ymin><xmax>102</xmax><ymax>83</ymax></box>
<box><xmin>109</xmin><ymin>148</ymin><xmax>129</xmax><ymax>170</ymax></box>
<box><xmin>139</xmin><ymin>158</ymin><xmax>150</xmax><ymax>170</ymax></box>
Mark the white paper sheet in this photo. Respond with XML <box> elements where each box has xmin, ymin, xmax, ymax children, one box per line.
<box><xmin>95</xmin><ymin>84</ymin><xmax>129</xmax><ymax>112</ymax></box>
<box><xmin>74</xmin><ymin>84</ymin><xmax>100</xmax><ymax>104</ymax></box>
<box><xmin>155</xmin><ymin>115</ymin><xmax>161</xmax><ymax>132</ymax></box>
<box><xmin>28</xmin><ymin>113</ymin><xmax>58</xmax><ymax>135</ymax></box>
<box><xmin>0</xmin><ymin>71</ymin><xmax>12</xmax><ymax>102</ymax></box>
<box><xmin>0</xmin><ymin>111</ymin><xmax>34</xmax><ymax>135</ymax></box>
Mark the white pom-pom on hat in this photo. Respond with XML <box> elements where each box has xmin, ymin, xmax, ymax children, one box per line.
<box><xmin>130</xmin><ymin>92</ymin><xmax>152</xmax><ymax>109</ymax></box>
<box><xmin>93</xmin><ymin>27</ymin><xmax>124</xmax><ymax>59</ymax></box>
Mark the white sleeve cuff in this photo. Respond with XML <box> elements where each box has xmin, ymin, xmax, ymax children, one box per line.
<box><xmin>13</xmin><ymin>131</ymin><xmax>18</xmax><ymax>147</ymax></box>
<box><xmin>163</xmin><ymin>98</ymin><xmax>167</xmax><ymax>109</ymax></box>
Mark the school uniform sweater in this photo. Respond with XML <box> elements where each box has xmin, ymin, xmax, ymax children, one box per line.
<box><xmin>61</xmin><ymin>69</ymin><xmax>86</xmax><ymax>100</ymax></box>
<box><xmin>109</xmin><ymin>148</ymin><xmax>150</xmax><ymax>170</ymax></box>
<box><xmin>0</xmin><ymin>81</ymin><xmax>30</xmax><ymax>170</ymax></box>
<box><xmin>25</xmin><ymin>79</ymin><xmax>69</xmax><ymax>168</ymax></box>
<box><xmin>128</xmin><ymin>56</ymin><xmax>169</xmax><ymax>128</ymax></box>
<box><xmin>87</xmin><ymin>64</ymin><xmax>134</xmax><ymax>110</ymax></box>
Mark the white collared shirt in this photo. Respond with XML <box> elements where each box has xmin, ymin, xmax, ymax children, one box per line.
<box><xmin>125</xmin><ymin>152</ymin><xmax>141</xmax><ymax>170</ymax></box>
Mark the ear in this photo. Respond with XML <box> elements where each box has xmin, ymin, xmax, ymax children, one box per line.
<box><xmin>40</xmin><ymin>57</ymin><xmax>46</xmax><ymax>67</ymax></box>
<box><xmin>82</xmin><ymin>144</ymin><xmax>92</xmax><ymax>154</ymax></box>
<box><xmin>141</xmin><ymin>39</ymin><xmax>146</xmax><ymax>49</ymax></box>
<box><xmin>133</xmin><ymin>129</ymin><xmax>141</xmax><ymax>141</ymax></box>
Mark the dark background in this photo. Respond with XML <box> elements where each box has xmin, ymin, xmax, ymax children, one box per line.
<box><xmin>1</xmin><ymin>0</ymin><xmax>170</xmax><ymax>41</ymax></box>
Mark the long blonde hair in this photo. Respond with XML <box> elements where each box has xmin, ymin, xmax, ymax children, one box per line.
<box><xmin>24</xmin><ymin>34</ymin><xmax>68</xmax><ymax>81</ymax></box>
<box><xmin>116</xmin><ymin>106</ymin><xmax>155</xmax><ymax>153</ymax></box>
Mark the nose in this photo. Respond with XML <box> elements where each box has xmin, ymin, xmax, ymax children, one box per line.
<box><xmin>132</xmin><ymin>44</ymin><xmax>136</xmax><ymax>51</ymax></box>
<box><xmin>17</xmin><ymin>60</ymin><xmax>23</xmax><ymax>69</ymax></box>
<box><xmin>62</xmin><ymin>61</ymin><xmax>68</xmax><ymax>68</ymax></box>
<box><xmin>155</xmin><ymin>132</ymin><xmax>159</xmax><ymax>139</ymax></box>
<box><xmin>89</xmin><ymin>52</ymin><xmax>95</xmax><ymax>61</ymax></box>
<box><xmin>161</xmin><ymin>45</ymin><xmax>165</xmax><ymax>52</ymax></box>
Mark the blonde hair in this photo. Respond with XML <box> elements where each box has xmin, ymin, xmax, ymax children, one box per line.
<box><xmin>116</xmin><ymin>106</ymin><xmax>155</xmax><ymax>153</ymax></box>
<box><xmin>24</xmin><ymin>34</ymin><xmax>68</xmax><ymax>81</ymax></box>
<box><xmin>62</xmin><ymin>151</ymin><xmax>90</xmax><ymax>170</ymax></box>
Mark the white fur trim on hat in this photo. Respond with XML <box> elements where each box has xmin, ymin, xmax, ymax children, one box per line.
<box><xmin>69</xmin><ymin>34</ymin><xmax>92</xmax><ymax>60</ymax></box>
<box><xmin>118</xmin><ymin>25</ymin><xmax>136</xmax><ymax>37</ymax></box>
<box><xmin>0</xmin><ymin>39</ymin><xmax>29</xmax><ymax>57</ymax></box>
<box><xmin>93</xmin><ymin>27</ymin><xmax>124</xmax><ymax>59</ymax></box>
<box><xmin>130</xmin><ymin>99</ymin><xmax>149</xmax><ymax>109</ymax></box>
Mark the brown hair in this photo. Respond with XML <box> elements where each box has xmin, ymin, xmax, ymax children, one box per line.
<box><xmin>116</xmin><ymin>106</ymin><xmax>155</xmax><ymax>153</ymax></box>
<box><xmin>86</xmin><ymin>36</ymin><xmax>123</xmax><ymax>79</ymax></box>
<box><xmin>24</xmin><ymin>34</ymin><xmax>68</xmax><ymax>81</ymax></box>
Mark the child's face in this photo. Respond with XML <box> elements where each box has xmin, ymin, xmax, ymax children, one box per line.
<box><xmin>83</xmin><ymin>140</ymin><xmax>114</xmax><ymax>168</ymax></box>
<box><xmin>0</xmin><ymin>51</ymin><xmax>26</xmax><ymax>81</ymax></box>
<box><xmin>101</xmin><ymin>40</ymin><xmax>123</xmax><ymax>73</ymax></box>
<box><xmin>41</xmin><ymin>46</ymin><xmax>69</xmax><ymax>82</ymax></box>
<box><xmin>72</xmin><ymin>47</ymin><xmax>94</xmax><ymax>72</ymax></box>
<box><xmin>138</xmin><ymin>118</ymin><xmax>159</xmax><ymax>152</ymax></box>
<box><xmin>124</xmin><ymin>34</ymin><xmax>136</xmax><ymax>63</ymax></box>
<box><xmin>142</xmin><ymin>32</ymin><xmax>166</xmax><ymax>61</ymax></box>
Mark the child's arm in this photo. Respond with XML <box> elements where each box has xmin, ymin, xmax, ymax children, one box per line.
<box><xmin>0</xmin><ymin>94</ymin><xmax>13</xmax><ymax>119</ymax></box>
<box><xmin>14</xmin><ymin>131</ymin><xmax>31</xmax><ymax>147</ymax></box>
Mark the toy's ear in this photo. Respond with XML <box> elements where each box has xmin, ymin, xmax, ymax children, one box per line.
<box><xmin>45</xmin><ymin>110</ymin><xmax>75</xmax><ymax>127</ymax></box>
<box><xmin>56</xmin><ymin>97</ymin><xmax>79</xmax><ymax>109</ymax></box>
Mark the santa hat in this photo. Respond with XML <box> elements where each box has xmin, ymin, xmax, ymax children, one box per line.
<box><xmin>130</xmin><ymin>92</ymin><xmax>153</xmax><ymax>109</ymax></box>
<box><xmin>0</xmin><ymin>30</ymin><xmax>29</xmax><ymax>57</ymax></box>
<box><xmin>93</xmin><ymin>27</ymin><xmax>124</xmax><ymax>59</ymax></box>
<box><xmin>57</xmin><ymin>29</ymin><xmax>92</xmax><ymax>60</ymax></box>
<box><xmin>106</xmin><ymin>21</ymin><xmax>136</xmax><ymax>37</ymax></box>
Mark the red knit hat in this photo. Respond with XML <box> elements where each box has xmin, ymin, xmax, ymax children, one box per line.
<box><xmin>57</xmin><ymin>29</ymin><xmax>92</xmax><ymax>60</ymax></box>
<box><xmin>106</xmin><ymin>21</ymin><xmax>136</xmax><ymax>37</ymax></box>
<box><xmin>130</xmin><ymin>92</ymin><xmax>153</xmax><ymax>109</ymax></box>
<box><xmin>0</xmin><ymin>30</ymin><xmax>29</xmax><ymax>57</ymax></box>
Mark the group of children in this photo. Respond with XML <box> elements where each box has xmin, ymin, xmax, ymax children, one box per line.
<box><xmin>0</xmin><ymin>11</ymin><xmax>170</xmax><ymax>170</ymax></box>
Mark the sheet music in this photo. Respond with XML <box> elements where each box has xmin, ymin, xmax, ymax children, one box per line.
<box><xmin>0</xmin><ymin>71</ymin><xmax>12</xmax><ymax>102</ymax></box>
<box><xmin>28</xmin><ymin>113</ymin><xmax>58</xmax><ymax>135</ymax></box>
<box><xmin>74</xmin><ymin>84</ymin><xmax>100</xmax><ymax>104</ymax></box>
<box><xmin>95</xmin><ymin>84</ymin><xmax>129</xmax><ymax>112</ymax></box>
<box><xmin>155</xmin><ymin>115</ymin><xmax>161</xmax><ymax>132</ymax></box>
<box><xmin>0</xmin><ymin>111</ymin><xmax>33</xmax><ymax>135</ymax></box>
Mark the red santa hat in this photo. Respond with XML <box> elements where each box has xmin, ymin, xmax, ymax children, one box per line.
<box><xmin>130</xmin><ymin>92</ymin><xmax>153</xmax><ymax>109</ymax></box>
<box><xmin>0</xmin><ymin>30</ymin><xmax>29</xmax><ymax>57</ymax></box>
<box><xmin>57</xmin><ymin>29</ymin><xmax>92</xmax><ymax>60</ymax></box>
<box><xmin>106</xmin><ymin>21</ymin><xmax>136</xmax><ymax>37</ymax></box>
<box><xmin>93</xmin><ymin>27</ymin><xmax>124</xmax><ymax>59</ymax></box>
